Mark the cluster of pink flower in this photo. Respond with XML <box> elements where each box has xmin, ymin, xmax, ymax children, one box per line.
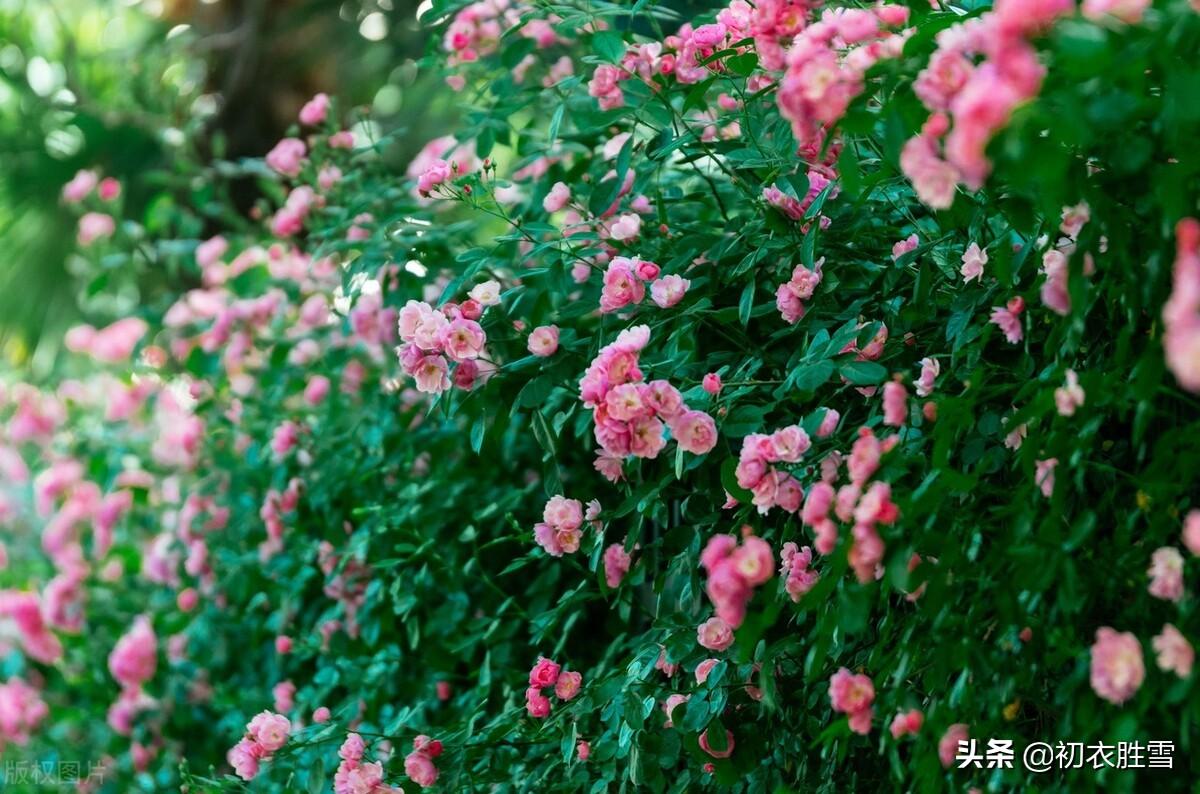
<box><xmin>700</xmin><ymin>530</ymin><xmax>774</xmax><ymax>630</ymax></box>
<box><xmin>442</xmin><ymin>0</ymin><xmax>565</xmax><ymax>88</ymax></box>
<box><xmin>533</xmin><ymin>495</ymin><xmax>599</xmax><ymax>557</ymax></box>
<box><xmin>779</xmin><ymin>542</ymin><xmax>819</xmax><ymax>601</ymax></box>
<box><xmin>989</xmin><ymin>296</ymin><xmax>1025</xmax><ymax>344</ymax></box>
<box><xmin>734</xmin><ymin>424</ymin><xmax>810</xmax><ymax>513</ymax></box>
<box><xmin>227</xmin><ymin>710</ymin><xmax>291</xmax><ymax>780</ymax></box>
<box><xmin>588</xmin><ymin>10</ymin><xmax>752</xmax><ymax>110</ymax></box>
<box><xmin>763</xmin><ymin>172</ymin><xmax>836</xmax><ymax>227</ymax></box>
<box><xmin>777</xmin><ymin>6</ymin><xmax>910</xmax><ymax>156</ymax></box>
<box><xmin>578</xmin><ymin>326</ymin><xmax>718</xmax><ymax>472</ymax></box>
<box><xmin>888</xmin><ymin>708</ymin><xmax>924</xmax><ymax>740</ymax></box>
<box><xmin>404</xmin><ymin>735</ymin><xmax>443</xmax><ymax>789</ymax></box>
<box><xmin>801</xmin><ymin>427</ymin><xmax>899</xmax><ymax>582</ymax></box>
<box><xmin>828</xmin><ymin>667</ymin><xmax>875</xmax><ymax>734</ymax></box>
<box><xmin>902</xmin><ymin>0</ymin><xmax>1072</xmax><ymax>208</ymax></box>
<box><xmin>64</xmin><ymin>318</ymin><xmax>148</xmax><ymax>364</ymax></box>
<box><xmin>1164</xmin><ymin>218</ymin><xmax>1200</xmax><ymax>392</ymax></box>
<box><xmin>599</xmin><ymin>256</ymin><xmax>691</xmax><ymax>313</ymax></box>
<box><xmin>775</xmin><ymin>258</ymin><xmax>824</xmax><ymax>324</ymax></box>
<box><xmin>318</xmin><ymin>540</ymin><xmax>370</xmax><ymax>642</ymax></box>
<box><xmin>260</xmin><ymin>477</ymin><xmax>303</xmax><ymax>560</ymax></box>
<box><xmin>396</xmin><ymin>292</ymin><xmax>494</xmax><ymax>394</ymax></box>
<box><xmin>525</xmin><ymin>657</ymin><xmax>582</xmax><ymax>717</ymax></box>
<box><xmin>62</xmin><ymin>168</ymin><xmax>121</xmax><ymax>246</ymax></box>
<box><xmin>333</xmin><ymin>732</ymin><xmax>402</xmax><ymax>793</ymax></box>
<box><xmin>0</xmin><ymin>677</ymin><xmax>48</xmax><ymax>750</ymax></box>
<box><xmin>603</xmin><ymin>542</ymin><xmax>632</xmax><ymax>587</ymax></box>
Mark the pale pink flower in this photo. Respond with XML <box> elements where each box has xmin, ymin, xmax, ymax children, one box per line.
<box><xmin>266</xmin><ymin>138</ymin><xmax>307</xmax><ymax>177</ymax></box>
<box><xmin>247</xmin><ymin>711</ymin><xmax>291</xmax><ymax>753</ymax></box>
<box><xmin>1059</xmin><ymin>200</ymin><xmax>1091</xmax><ymax>238</ymax></box>
<box><xmin>1152</xmin><ymin>624</ymin><xmax>1193</xmax><ymax>678</ymax></box>
<box><xmin>554</xmin><ymin>670</ymin><xmax>582</xmax><ymax>701</ymax></box>
<box><xmin>1148</xmin><ymin>547</ymin><xmax>1185</xmax><ymax>602</ymax></box>
<box><xmin>609</xmin><ymin>213</ymin><xmax>642</xmax><ymax>242</ymax></box>
<box><xmin>413</xmin><ymin>355</ymin><xmax>451</xmax><ymax>394</ymax></box>
<box><xmin>671</xmin><ymin>410</ymin><xmax>718</xmax><ymax>455</ymax></box>
<box><xmin>299</xmin><ymin>93</ymin><xmax>330</xmax><ymax>125</ymax></box>
<box><xmin>417</xmin><ymin>159</ymin><xmax>452</xmax><ymax>195</ymax></box>
<box><xmin>62</xmin><ymin>169</ymin><xmax>98</xmax><ymax>202</ymax></box>
<box><xmin>882</xmin><ymin>379</ymin><xmax>908</xmax><ymax>426</ymax></box>
<box><xmin>543</xmin><ymin>182</ymin><xmax>571</xmax><ymax>213</ymax></box>
<box><xmin>816</xmin><ymin>408</ymin><xmax>840</xmax><ymax>438</ymax></box>
<box><xmin>696</xmin><ymin>617</ymin><xmax>734</xmax><ymax>651</ymax></box>
<box><xmin>662</xmin><ymin>694</ymin><xmax>689</xmax><ymax>728</ymax></box>
<box><xmin>468</xmin><ymin>279</ymin><xmax>502</xmax><ymax>306</ymax></box>
<box><xmin>603</xmin><ymin>543</ymin><xmax>631</xmax><ymax>588</ymax></box>
<box><xmin>889</xmin><ymin>709</ymin><xmax>924</xmax><ymax>739</ymax></box>
<box><xmin>1034</xmin><ymin>458</ymin><xmax>1057</xmax><ymax>497</ymax></box>
<box><xmin>228</xmin><ymin>738</ymin><xmax>264</xmax><ymax>780</ymax></box>
<box><xmin>108</xmin><ymin>615</ymin><xmax>157</xmax><ymax>690</ymax></box>
<box><xmin>272</xmin><ymin>680</ymin><xmax>295</xmax><ymax>712</ymax></box>
<box><xmin>1090</xmin><ymin>627</ymin><xmax>1144</xmax><ymax>704</ymax></box>
<box><xmin>914</xmin><ymin>357</ymin><xmax>940</xmax><ymax>398</ymax></box>
<box><xmin>1082</xmin><ymin>0</ymin><xmax>1150</xmax><ymax>24</ymax></box>
<box><xmin>960</xmin><ymin>242</ymin><xmax>987</xmax><ymax>283</ymax></box>
<box><xmin>1163</xmin><ymin>219</ymin><xmax>1200</xmax><ymax>392</ymax></box>
<box><xmin>1054</xmin><ymin>369</ymin><xmax>1085</xmax><ymax>416</ymax></box>
<box><xmin>829</xmin><ymin>668</ymin><xmax>874</xmax><ymax>734</ymax></box>
<box><xmin>78</xmin><ymin>212</ymin><xmax>115</xmax><ymax>245</ymax></box>
<box><xmin>304</xmin><ymin>375</ymin><xmax>331</xmax><ymax>406</ymax></box>
<box><xmin>576</xmin><ymin>740</ymin><xmax>590</xmax><ymax>761</ymax></box>
<box><xmin>1041</xmin><ymin>249</ymin><xmax>1072</xmax><ymax>316</ymax></box>
<box><xmin>650</xmin><ymin>274</ymin><xmax>690</xmax><ymax>308</ymax></box>
<box><xmin>599</xmin><ymin>258</ymin><xmax>645</xmax><ymax>312</ymax></box>
<box><xmin>892</xmin><ymin>234</ymin><xmax>919</xmax><ymax>260</ymax></box>
<box><xmin>438</xmin><ymin>319</ymin><xmax>486</xmax><ymax>362</ymax></box>
<box><xmin>989</xmin><ymin>296</ymin><xmax>1025</xmax><ymax>343</ymax></box>
<box><xmin>939</xmin><ymin>724</ymin><xmax>968</xmax><ymax>767</ymax></box>
<box><xmin>528</xmin><ymin>325</ymin><xmax>560</xmax><ymax>357</ymax></box>
<box><xmin>1183</xmin><ymin>510</ymin><xmax>1200</xmax><ymax>556</ymax></box>
<box><xmin>405</xmin><ymin>749</ymin><xmax>439</xmax><ymax>788</ymax></box>
<box><xmin>779</xmin><ymin>542</ymin><xmax>818</xmax><ymax>601</ymax></box>
<box><xmin>695</xmin><ymin>658</ymin><xmax>719</xmax><ymax>684</ymax></box>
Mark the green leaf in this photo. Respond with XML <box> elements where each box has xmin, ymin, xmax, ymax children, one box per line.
<box><xmin>838</xmin><ymin>360</ymin><xmax>887</xmax><ymax>385</ymax></box>
<box><xmin>738</xmin><ymin>280</ymin><xmax>755</xmax><ymax>327</ymax></box>
<box><xmin>592</xmin><ymin>30</ymin><xmax>625</xmax><ymax>63</ymax></box>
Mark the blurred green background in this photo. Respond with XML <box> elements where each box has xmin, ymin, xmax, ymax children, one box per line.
<box><xmin>0</xmin><ymin>0</ymin><xmax>451</xmax><ymax>373</ymax></box>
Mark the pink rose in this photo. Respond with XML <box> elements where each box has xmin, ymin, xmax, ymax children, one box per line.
<box><xmin>529</xmin><ymin>657</ymin><xmax>562</xmax><ymax>688</ymax></box>
<box><xmin>697</xmin><ymin>617</ymin><xmax>734</xmax><ymax>651</ymax></box>
<box><xmin>528</xmin><ymin>325</ymin><xmax>560</xmax><ymax>357</ymax></box>
<box><xmin>1089</xmin><ymin>627</ymin><xmax>1144</xmax><ymax>704</ymax></box>
<box><xmin>554</xmin><ymin>670</ymin><xmax>582</xmax><ymax>701</ymax></box>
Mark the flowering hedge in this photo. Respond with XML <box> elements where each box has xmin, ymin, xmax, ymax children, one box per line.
<box><xmin>4</xmin><ymin>0</ymin><xmax>1200</xmax><ymax>791</ymax></box>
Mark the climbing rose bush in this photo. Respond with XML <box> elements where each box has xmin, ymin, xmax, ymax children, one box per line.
<box><xmin>3</xmin><ymin>0</ymin><xmax>1200</xmax><ymax>790</ymax></box>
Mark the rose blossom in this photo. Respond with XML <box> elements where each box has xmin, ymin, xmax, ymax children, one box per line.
<box><xmin>1089</xmin><ymin>627</ymin><xmax>1144</xmax><ymax>704</ymax></box>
